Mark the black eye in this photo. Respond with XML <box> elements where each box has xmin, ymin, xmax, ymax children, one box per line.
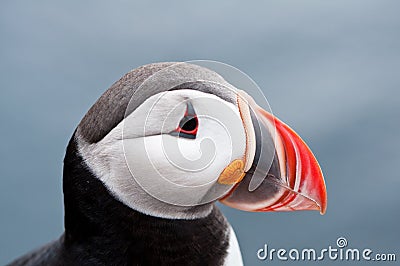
<box><xmin>171</xmin><ymin>102</ymin><xmax>198</xmax><ymax>139</ymax></box>
<box><xmin>180</xmin><ymin>117</ymin><xmax>198</xmax><ymax>132</ymax></box>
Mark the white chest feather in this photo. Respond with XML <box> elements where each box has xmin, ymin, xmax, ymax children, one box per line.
<box><xmin>224</xmin><ymin>226</ymin><xmax>243</xmax><ymax>266</ymax></box>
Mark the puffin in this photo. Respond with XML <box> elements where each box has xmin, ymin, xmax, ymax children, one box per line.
<box><xmin>7</xmin><ymin>62</ymin><xmax>327</xmax><ymax>266</ymax></box>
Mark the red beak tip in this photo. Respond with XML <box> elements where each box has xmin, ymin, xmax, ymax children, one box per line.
<box><xmin>320</xmin><ymin>199</ymin><xmax>327</xmax><ymax>215</ymax></box>
<box><xmin>219</xmin><ymin>107</ymin><xmax>328</xmax><ymax>215</ymax></box>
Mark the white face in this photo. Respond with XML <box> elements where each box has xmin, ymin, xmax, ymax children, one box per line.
<box><xmin>77</xmin><ymin>89</ymin><xmax>248</xmax><ymax>219</ymax></box>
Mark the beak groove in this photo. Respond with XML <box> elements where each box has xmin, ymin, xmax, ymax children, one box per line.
<box><xmin>220</xmin><ymin>93</ymin><xmax>327</xmax><ymax>215</ymax></box>
<box><xmin>264</xmin><ymin>109</ymin><xmax>327</xmax><ymax>214</ymax></box>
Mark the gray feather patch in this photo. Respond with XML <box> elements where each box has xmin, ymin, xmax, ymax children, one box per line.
<box><xmin>78</xmin><ymin>62</ymin><xmax>175</xmax><ymax>143</ymax></box>
<box><xmin>77</xmin><ymin>62</ymin><xmax>237</xmax><ymax>143</ymax></box>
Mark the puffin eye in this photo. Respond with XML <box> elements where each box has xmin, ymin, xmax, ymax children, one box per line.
<box><xmin>171</xmin><ymin>102</ymin><xmax>198</xmax><ymax>139</ymax></box>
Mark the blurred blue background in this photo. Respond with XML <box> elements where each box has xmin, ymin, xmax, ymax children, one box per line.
<box><xmin>1</xmin><ymin>1</ymin><xmax>399</xmax><ymax>265</ymax></box>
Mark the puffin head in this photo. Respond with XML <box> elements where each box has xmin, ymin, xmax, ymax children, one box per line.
<box><xmin>69</xmin><ymin>62</ymin><xmax>327</xmax><ymax>220</ymax></box>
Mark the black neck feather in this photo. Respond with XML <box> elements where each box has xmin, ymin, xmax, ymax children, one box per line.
<box><xmin>62</xmin><ymin>136</ymin><xmax>230</xmax><ymax>265</ymax></box>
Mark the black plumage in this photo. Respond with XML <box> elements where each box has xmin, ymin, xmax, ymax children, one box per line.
<box><xmin>7</xmin><ymin>136</ymin><xmax>230</xmax><ymax>266</ymax></box>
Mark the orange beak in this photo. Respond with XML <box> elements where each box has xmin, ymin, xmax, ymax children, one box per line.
<box><xmin>219</xmin><ymin>96</ymin><xmax>327</xmax><ymax>214</ymax></box>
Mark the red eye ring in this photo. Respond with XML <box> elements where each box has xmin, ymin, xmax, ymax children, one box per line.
<box><xmin>171</xmin><ymin>102</ymin><xmax>198</xmax><ymax>139</ymax></box>
<box><xmin>176</xmin><ymin>116</ymin><xmax>198</xmax><ymax>136</ymax></box>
